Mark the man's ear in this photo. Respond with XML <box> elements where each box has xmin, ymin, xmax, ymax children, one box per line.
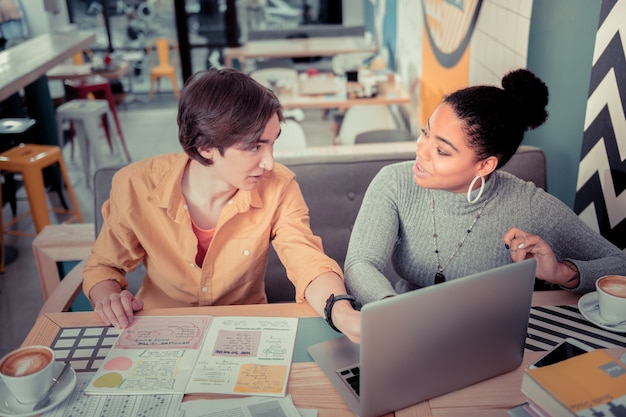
<box><xmin>198</xmin><ymin>148</ymin><xmax>212</xmax><ymax>159</ymax></box>
<box><xmin>477</xmin><ymin>156</ymin><xmax>498</xmax><ymax>177</ymax></box>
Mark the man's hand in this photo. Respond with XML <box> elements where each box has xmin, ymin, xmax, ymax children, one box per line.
<box><xmin>90</xmin><ymin>280</ymin><xmax>144</xmax><ymax>328</ymax></box>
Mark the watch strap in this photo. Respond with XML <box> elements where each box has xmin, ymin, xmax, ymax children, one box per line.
<box><xmin>324</xmin><ymin>294</ymin><xmax>361</xmax><ymax>333</ymax></box>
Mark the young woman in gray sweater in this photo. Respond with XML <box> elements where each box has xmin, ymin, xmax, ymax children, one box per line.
<box><xmin>344</xmin><ymin>69</ymin><xmax>626</xmax><ymax>305</ymax></box>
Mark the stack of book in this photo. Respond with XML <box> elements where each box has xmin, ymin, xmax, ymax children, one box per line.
<box><xmin>510</xmin><ymin>349</ymin><xmax>626</xmax><ymax>416</ymax></box>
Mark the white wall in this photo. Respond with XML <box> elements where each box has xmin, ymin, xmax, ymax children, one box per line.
<box><xmin>19</xmin><ymin>0</ymin><xmax>70</xmax><ymax>37</ymax></box>
<box><xmin>343</xmin><ymin>0</ymin><xmax>364</xmax><ymax>26</ymax></box>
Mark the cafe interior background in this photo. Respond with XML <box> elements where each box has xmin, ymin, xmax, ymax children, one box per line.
<box><xmin>0</xmin><ymin>0</ymin><xmax>624</xmax><ymax>357</ymax></box>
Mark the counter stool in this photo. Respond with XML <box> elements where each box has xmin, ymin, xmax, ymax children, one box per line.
<box><xmin>63</xmin><ymin>75</ymin><xmax>130</xmax><ymax>160</ymax></box>
<box><xmin>0</xmin><ymin>144</ymin><xmax>83</xmax><ymax>237</ymax></box>
<box><xmin>56</xmin><ymin>99</ymin><xmax>131</xmax><ymax>187</ymax></box>
<box><xmin>0</xmin><ymin>118</ymin><xmax>37</xmax><ymax>216</ymax></box>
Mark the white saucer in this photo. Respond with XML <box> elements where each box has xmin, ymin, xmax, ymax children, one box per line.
<box><xmin>578</xmin><ymin>292</ymin><xmax>626</xmax><ymax>333</ymax></box>
<box><xmin>0</xmin><ymin>362</ymin><xmax>77</xmax><ymax>417</ymax></box>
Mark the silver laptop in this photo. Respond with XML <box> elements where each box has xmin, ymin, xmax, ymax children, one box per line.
<box><xmin>308</xmin><ymin>259</ymin><xmax>537</xmax><ymax>417</ymax></box>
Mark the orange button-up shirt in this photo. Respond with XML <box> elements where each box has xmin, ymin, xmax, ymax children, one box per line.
<box><xmin>83</xmin><ymin>153</ymin><xmax>342</xmax><ymax>309</ymax></box>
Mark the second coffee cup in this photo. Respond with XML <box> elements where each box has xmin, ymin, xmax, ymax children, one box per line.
<box><xmin>595</xmin><ymin>275</ymin><xmax>626</xmax><ymax>325</ymax></box>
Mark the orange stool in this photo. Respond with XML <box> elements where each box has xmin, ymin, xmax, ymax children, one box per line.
<box><xmin>64</xmin><ymin>75</ymin><xmax>129</xmax><ymax>159</ymax></box>
<box><xmin>0</xmin><ymin>144</ymin><xmax>83</xmax><ymax>236</ymax></box>
<box><xmin>0</xmin><ymin>118</ymin><xmax>37</xmax><ymax>216</ymax></box>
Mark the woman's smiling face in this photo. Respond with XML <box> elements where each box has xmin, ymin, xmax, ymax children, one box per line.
<box><xmin>413</xmin><ymin>103</ymin><xmax>495</xmax><ymax>193</ymax></box>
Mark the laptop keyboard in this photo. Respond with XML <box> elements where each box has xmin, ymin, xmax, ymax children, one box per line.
<box><xmin>337</xmin><ymin>364</ymin><xmax>361</xmax><ymax>397</ymax></box>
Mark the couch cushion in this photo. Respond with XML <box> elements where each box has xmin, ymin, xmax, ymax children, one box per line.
<box><xmin>268</xmin><ymin>149</ymin><xmax>416</xmax><ymax>302</ymax></box>
<box><xmin>91</xmin><ymin>144</ymin><xmax>546</xmax><ymax>304</ymax></box>
<box><xmin>500</xmin><ymin>145</ymin><xmax>547</xmax><ymax>191</ymax></box>
<box><xmin>267</xmin><ymin>144</ymin><xmax>547</xmax><ymax>302</ymax></box>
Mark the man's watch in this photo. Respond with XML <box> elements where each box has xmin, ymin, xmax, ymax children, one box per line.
<box><xmin>324</xmin><ymin>293</ymin><xmax>361</xmax><ymax>333</ymax></box>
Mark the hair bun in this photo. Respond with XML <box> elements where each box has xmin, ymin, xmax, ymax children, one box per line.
<box><xmin>501</xmin><ymin>69</ymin><xmax>549</xmax><ymax>130</ymax></box>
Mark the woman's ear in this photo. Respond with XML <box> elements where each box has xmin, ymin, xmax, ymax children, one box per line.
<box><xmin>477</xmin><ymin>156</ymin><xmax>498</xmax><ymax>177</ymax></box>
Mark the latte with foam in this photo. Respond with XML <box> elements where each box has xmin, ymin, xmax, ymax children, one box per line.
<box><xmin>598</xmin><ymin>275</ymin><xmax>626</xmax><ymax>298</ymax></box>
<box><xmin>0</xmin><ymin>346</ymin><xmax>53</xmax><ymax>377</ymax></box>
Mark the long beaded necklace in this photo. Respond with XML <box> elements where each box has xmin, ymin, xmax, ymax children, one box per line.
<box><xmin>430</xmin><ymin>191</ymin><xmax>489</xmax><ymax>284</ymax></box>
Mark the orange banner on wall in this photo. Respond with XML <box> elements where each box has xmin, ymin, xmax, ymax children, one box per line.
<box><xmin>418</xmin><ymin>25</ymin><xmax>471</xmax><ymax>127</ymax></box>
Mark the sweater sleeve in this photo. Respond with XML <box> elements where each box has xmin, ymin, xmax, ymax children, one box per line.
<box><xmin>528</xmin><ymin>188</ymin><xmax>626</xmax><ymax>292</ymax></box>
<box><xmin>344</xmin><ymin>165</ymin><xmax>403</xmax><ymax>304</ymax></box>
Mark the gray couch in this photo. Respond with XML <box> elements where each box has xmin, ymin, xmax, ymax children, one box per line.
<box><xmin>93</xmin><ymin>144</ymin><xmax>547</xmax><ymax>303</ymax></box>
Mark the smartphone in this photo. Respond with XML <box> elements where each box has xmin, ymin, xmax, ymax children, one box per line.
<box><xmin>529</xmin><ymin>338</ymin><xmax>594</xmax><ymax>369</ymax></box>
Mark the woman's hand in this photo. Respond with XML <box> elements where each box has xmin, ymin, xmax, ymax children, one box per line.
<box><xmin>503</xmin><ymin>227</ymin><xmax>579</xmax><ymax>288</ymax></box>
<box><xmin>89</xmin><ymin>280</ymin><xmax>144</xmax><ymax>328</ymax></box>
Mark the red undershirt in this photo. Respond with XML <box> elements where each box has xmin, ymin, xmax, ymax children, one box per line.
<box><xmin>191</xmin><ymin>219</ymin><xmax>215</xmax><ymax>266</ymax></box>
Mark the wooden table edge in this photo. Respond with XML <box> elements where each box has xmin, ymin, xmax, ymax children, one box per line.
<box><xmin>19</xmin><ymin>291</ymin><xmax>588</xmax><ymax>417</ymax></box>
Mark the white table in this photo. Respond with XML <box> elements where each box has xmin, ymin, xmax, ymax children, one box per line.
<box><xmin>224</xmin><ymin>36</ymin><xmax>377</xmax><ymax>72</ymax></box>
<box><xmin>0</xmin><ymin>31</ymin><xmax>96</xmax><ymax>147</ymax></box>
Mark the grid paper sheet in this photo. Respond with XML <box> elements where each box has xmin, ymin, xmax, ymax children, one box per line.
<box><xmin>43</xmin><ymin>373</ymin><xmax>183</xmax><ymax>417</ymax></box>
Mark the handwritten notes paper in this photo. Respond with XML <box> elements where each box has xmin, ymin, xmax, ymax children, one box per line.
<box><xmin>84</xmin><ymin>316</ymin><xmax>298</xmax><ymax>398</ymax></box>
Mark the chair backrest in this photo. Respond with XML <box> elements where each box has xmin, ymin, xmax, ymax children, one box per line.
<box><xmin>336</xmin><ymin>105</ymin><xmax>398</xmax><ymax>146</ymax></box>
<box><xmin>94</xmin><ymin>166</ymin><xmax>125</xmax><ymax>235</ymax></box>
<box><xmin>266</xmin><ymin>150</ymin><xmax>416</xmax><ymax>302</ymax></box>
<box><xmin>93</xmin><ymin>165</ymin><xmax>144</xmax><ymax>296</ymax></box>
<box><xmin>156</xmin><ymin>38</ymin><xmax>170</xmax><ymax>66</ymax></box>
<box><xmin>331</xmin><ymin>52</ymin><xmax>375</xmax><ymax>75</ymax></box>
<box><xmin>88</xmin><ymin>144</ymin><xmax>547</xmax><ymax>304</ymax></box>
<box><xmin>501</xmin><ymin>144</ymin><xmax>548</xmax><ymax>191</ymax></box>
<box><xmin>275</xmin><ymin>120</ymin><xmax>307</xmax><ymax>150</ymax></box>
<box><xmin>150</xmin><ymin>38</ymin><xmax>176</xmax><ymax>68</ymax></box>
<box><xmin>266</xmin><ymin>144</ymin><xmax>548</xmax><ymax>302</ymax></box>
<box><xmin>355</xmin><ymin>128</ymin><xmax>414</xmax><ymax>144</ymax></box>
<box><xmin>250</xmin><ymin>67</ymin><xmax>300</xmax><ymax>96</ymax></box>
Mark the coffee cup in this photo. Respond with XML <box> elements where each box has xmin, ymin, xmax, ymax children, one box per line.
<box><xmin>596</xmin><ymin>275</ymin><xmax>626</xmax><ymax>325</ymax></box>
<box><xmin>0</xmin><ymin>345</ymin><xmax>55</xmax><ymax>404</ymax></box>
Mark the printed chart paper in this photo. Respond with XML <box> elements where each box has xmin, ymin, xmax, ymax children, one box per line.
<box><xmin>44</xmin><ymin>373</ymin><xmax>184</xmax><ymax>417</ymax></box>
<box><xmin>84</xmin><ymin>316</ymin><xmax>298</xmax><ymax>397</ymax></box>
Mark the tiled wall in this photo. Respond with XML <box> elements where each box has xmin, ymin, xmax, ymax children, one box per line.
<box><xmin>469</xmin><ymin>0</ymin><xmax>533</xmax><ymax>86</ymax></box>
<box><xmin>393</xmin><ymin>0</ymin><xmax>534</xmax><ymax>127</ymax></box>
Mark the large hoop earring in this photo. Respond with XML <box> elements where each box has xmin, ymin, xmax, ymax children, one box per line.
<box><xmin>467</xmin><ymin>175</ymin><xmax>485</xmax><ymax>204</ymax></box>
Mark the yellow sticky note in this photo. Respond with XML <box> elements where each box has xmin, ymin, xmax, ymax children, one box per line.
<box><xmin>234</xmin><ymin>364</ymin><xmax>287</xmax><ymax>394</ymax></box>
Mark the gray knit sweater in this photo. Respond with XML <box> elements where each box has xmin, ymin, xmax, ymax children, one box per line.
<box><xmin>344</xmin><ymin>161</ymin><xmax>626</xmax><ymax>304</ymax></box>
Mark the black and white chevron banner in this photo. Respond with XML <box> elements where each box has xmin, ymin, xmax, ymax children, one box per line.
<box><xmin>574</xmin><ymin>0</ymin><xmax>626</xmax><ymax>249</ymax></box>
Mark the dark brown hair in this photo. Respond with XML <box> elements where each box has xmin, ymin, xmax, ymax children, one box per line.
<box><xmin>177</xmin><ymin>68</ymin><xmax>284</xmax><ymax>165</ymax></box>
